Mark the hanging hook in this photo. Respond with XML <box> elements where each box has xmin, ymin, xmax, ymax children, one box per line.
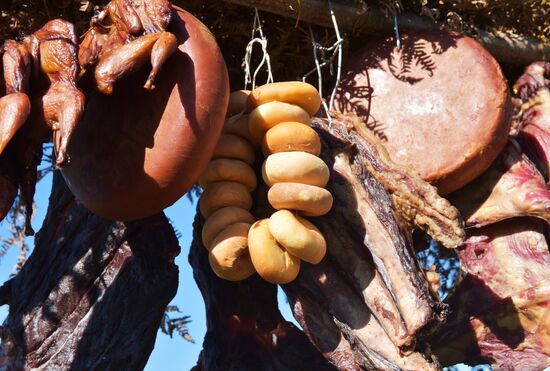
<box><xmin>243</xmin><ymin>8</ymin><xmax>274</xmax><ymax>90</ymax></box>
<box><xmin>327</xmin><ymin>0</ymin><xmax>343</xmax><ymax>113</ymax></box>
<box><xmin>301</xmin><ymin>0</ymin><xmax>344</xmax><ymax>125</ymax></box>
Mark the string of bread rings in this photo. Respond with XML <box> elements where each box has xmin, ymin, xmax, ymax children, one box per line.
<box><xmin>199</xmin><ymin>82</ymin><xmax>333</xmax><ymax>284</ymax></box>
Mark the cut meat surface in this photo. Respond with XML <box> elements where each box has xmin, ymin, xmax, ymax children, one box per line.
<box><xmin>334</xmin><ymin>30</ymin><xmax>512</xmax><ymax>195</ymax></box>
<box><xmin>430</xmin><ymin>218</ymin><xmax>550</xmax><ymax>370</ymax></box>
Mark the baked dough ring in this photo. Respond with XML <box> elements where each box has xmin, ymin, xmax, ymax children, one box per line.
<box><xmin>248</xmin><ymin>102</ymin><xmax>310</xmax><ymax>144</ymax></box>
<box><xmin>262</xmin><ymin>122</ymin><xmax>321</xmax><ymax>156</ymax></box>
<box><xmin>223</xmin><ymin>115</ymin><xmax>256</xmax><ymax>145</ymax></box>
<box><xmin>202</xmin><ymin>206</ymin><xmax>256</xmax><ymax>249</ymax></box>
<box><xmin>247</xmin><ymin>81</ymin><xmax>321</xmax><ymax>116</ymax></box>
<box><xmin>199</xmin><ymin>181</ymin><xmax>252</xmax><ymax>218</ymax></box>
<box><xmin>199</xmin><ymin>158</ymin><xmax>257</xmax><ymax>191</ymax></box>
<box><xmin>209</xmin><ymin>222</ymin><xmax>255</xmax><ymax>281</ymax></box>
<box><xmin>262</xmin><ymin>151</ymin><xmax>329</xmax><ymax>187</ymax></box>
<box><xmin>227</xmin><ymin>90</ymin><xmax>250</xmax><ymax>117</ymax></box>
<box><xmin>268</xmin><ymin>182</ymin><xmax>333</xmax><ymax>216</ymax></box>
<box><xmin>268</xmin><ymin>210</ymin><xmax>326</xmax><ymax>264</ymax></box>
<box><xmin>248</xmin><ymin>219</ymin><xmax>300</xmax><ymax>284</ymax></box>
<box><xmin>212</xmin><ymin>134</ymin><xmax>255</xmax><ymax>165</ymax></box>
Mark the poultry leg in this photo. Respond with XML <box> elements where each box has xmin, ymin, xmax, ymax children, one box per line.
<box><xmin>0</xmin><ymin>93</ymin><xmax>30</xmax><ymax>155</ymax></box>
<box><xmin>95</xmin><ymin>31</ymin><xmax>177</xmax><ymax>94</ymax></box>
<box><xmin>42</xmin><ymin>82</ymin><xmax>85</xmax><ymax>166</ymax></box>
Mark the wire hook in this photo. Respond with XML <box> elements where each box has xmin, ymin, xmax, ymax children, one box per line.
<box><xmin>393</xmin><ymin>14</ymin><xmax>401</xmax><ymax>50</ymax></box>
<box><xmin>302</xmin><ymin>0</ymin><xmax>344</xmax><ymax>124</ymax></box>
<box><xmin>243</xmin><ymin>8</ymin><xmax>274</xmax><ymax>90</ymax></box>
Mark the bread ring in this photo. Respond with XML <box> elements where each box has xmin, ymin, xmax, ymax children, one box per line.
<box><xmin>262</xmin><ymin>122</ymin><xmax>321</xmax><ymax>156</ymax></box>
<box><xmin>248</xmin><ymin>219</ymin><xmax>301</xmax><ymax>284</ymax></box>
<box><xmin>209</xmin><ymin>222</ymin><xmax>255</xmax><ymax>281</ymax></box>
<box><xmin>212</xmin><ymin>134</ymin><xmax>255</xmax><ymax>165</ymax></box>
<box><xmin>201</xmin><ymin>206</ymin><xmax>256</xmax><ymax>249</ymax></box>
<box><xmin>227</xmin><ymin>90</ymin><xmax>250</xmax><ymax>117</ymax></box>
<box><xmin>199</xmin><ymin>159</ymin><xmax>257</xmax><ymax>191</ymax></box>
<box><xmin>248</xmin><ymin>102</ymin><xmax>310</xmax><ymax>144</ymax></box>
<box><xmin>262</xmin><ymin>151</ymin><xmax>330</xmax><ymax>187</ymax></box>
<box><xmin>268</xmin><ymin>210</ymin><xmax>327</xmax><ymax>264</ymax></box>
<box><xmin>247</xmin><ymin>81</ymin><xmax>321</xmax><ymax>116</ymax></box>
<box><xmin>223</xmin><ymin>115</ymin><xmax>256</xmax><ymax>145</ymax></box>
<box><xmin>268</xmin><ymin>182</ymin><xmax>333</xmax><ymax>216</ymax></box>
<box><xmin>199</xmin><ymin>181</ymin><xmax>252</xmax><ymax>218</ymax></box>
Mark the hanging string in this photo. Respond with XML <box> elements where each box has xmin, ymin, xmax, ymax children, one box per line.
<box><xmin>243</xmin><ymin>8</ymin><xmax>274</xmax><ymax>90</ymax></box>
<box><xmin>301</xmin><ymin>0</ymin><xmax>343</xmax><ymax>123</ymax></box>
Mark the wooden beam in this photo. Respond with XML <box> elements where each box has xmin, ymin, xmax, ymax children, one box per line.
<box><xmin>222</xmin><ymin>0</ymin><xmax>549</xmax><ymax>65</ymax></box>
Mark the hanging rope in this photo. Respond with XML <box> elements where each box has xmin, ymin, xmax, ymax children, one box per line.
<box><xmin>243</xmin><ymin>8</ymin><xmax>274</xmax><ymax>90</ymax></box>
<box><xmin>302</xmin><ymin>0</ymin><xmax>344</xmax><ymax>122</ymax></box>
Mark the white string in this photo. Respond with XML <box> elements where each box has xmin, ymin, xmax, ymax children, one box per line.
<box><xmin>243</xmin><ymin>8</ymin><xmax>274</xmax><ymax>90</ymax></box>
<box><xmin>301</xmin><ymin>0</ymin><xmax>343</xmax><ymax>123</ymax></box>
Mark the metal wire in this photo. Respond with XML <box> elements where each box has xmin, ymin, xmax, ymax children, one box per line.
<box><xmin>243</xmin><ymin>8</ymin><xmax>274</xmax><ymax>90</ymax></box>
<box><xmin>302</xmin><ymin>0</ymin><xmax>344</xmax><ymax>123</ymax></box>
<box><xmin>394</xmin><ymin>14</ymin><xmax>402</xmax><ymax>49</ymax></box>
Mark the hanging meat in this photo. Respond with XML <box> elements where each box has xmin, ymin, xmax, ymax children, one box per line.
<box><xmin>0</xmin><ymin>0</ymin><xmax>229</xmax><ymax>229</ymax></box>
<box><xmin>430</xmin><ymin>217</ymin><xmax>550</xmax><ymax>369</ymax></box>
<box><xmin>430</xmin><ymin>61</ymin><xmax>550</xmax><ymax>370</ymax></box>
<box><xmin>333</xmin><ymin>30</ymin><xmax>512</xmax><ymax>195</ymax></box>
<box><xmin>449</xmin><ymin>140</ymin><xmax>550</xmax><ymax>227</ymax></box>
<box><xmin>25</xmin><ymin>19</ymin><xmax>85</xmax><ymax>167</ymax></box>
<box><xmin>190</xmin><ymin>114</ymin><xmax>465</xmax><ymax>369</ymax></box>
<box><xmin>512</xmin><ymin>61</ymin><xmax>550</xmax><ymax>182</ymax></box>
<box><xmin>187</xmin><ymin>29</ymin><xmax>550</xmax><ymax>369</ymax></box>
<box><xmin>0</xmin><ymin>40</ymin><xmax>31</xmax><ymax>155</ymax></box>
<box><xmin>61</xmin><ymin>6</ymin><xmax>229</xmax><ymax>221</ymax></box>
<box><xmin>0</xmin><ymin>39</ymin><xmax>31</xmax><ymax>222</ymax></box>
<box><xmin>0</xmin><ymin>20</ymin><xmax>84</xmax><ymax>234</ymax></box>
<box><xmin>79</xmin><ymin>0</ymin><xmax>177</xmax><ymax>94</ymax></box>
<box><xmin>1</xmin><ymin>1</ymin><xmax>549</xmax><ymax>370</ymax></box>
